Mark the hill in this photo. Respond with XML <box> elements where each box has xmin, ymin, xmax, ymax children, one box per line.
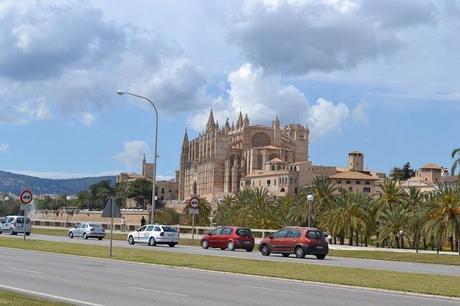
<box><xmin>0</xmin><ymin>170</ymin><xmax>116</xmax><ymax>195</ymax></box>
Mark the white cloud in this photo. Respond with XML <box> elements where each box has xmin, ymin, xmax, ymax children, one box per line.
<box><xmin>116</xmin><ymin>141</ymin><xmax>149</xmax><ymax>170</ymax></box>
<box><xmin>308</xmin><ymin>98</ymin><xmax>350</xmax><ymax>138</ymax></box>
<box><xmin>189</xmin><ymin>63</ymin><xmax>352</xmax><ymax>138</ymax></box>
<box><xmin>6</xmin><ymin>169</ymin><xmax>120</xmax><ymax>179</ymax></box>
<box><xmin>0</xmin><ymin>1</ymin><xmax>206</xmax><ymax>125</ymax></box>
<box><xmin>351</xmin><ymin>101</ymin><xmax>370</xmax><ymax>124</ymax></box>
<box><xmin>79</xmin><ymin>112</ymin><xmax>95</xmax><ymax>127</ymax></box>
<box><xmin>0</xmin><ymin>143</ymin><xmax>9</xmax><ymax>153</ymax></box>
<box><xmin>229</xmin><ymin>0</ymin><xmax>436</xmax><ymax>75</ymax></box>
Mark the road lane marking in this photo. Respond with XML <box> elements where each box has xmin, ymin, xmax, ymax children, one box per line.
<box><xmin>0</xmin><ymin>284</ymin><xmax>104</xmax><ymax>306</ymax></box>
<box><xmin>9</xmin><ymin>267</ymin><xmax>42</xmax><ymax>274</ymax></box>
<box><xmin>130</xmin><ymin>286</ymin><xmax>189</xmax><ymax>297</ymax></box>
<box><xmin>242</xmin><ymin>285</ymin><xmax>300</xmax><ymax>294</ymax></box>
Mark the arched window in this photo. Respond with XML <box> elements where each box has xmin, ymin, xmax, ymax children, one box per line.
<box><xmin>280</xmin><ymin>188</ymin><xmax>285</xmax><ymax>192</ymax></box>
<box><xmin>251</xmin><ymin>132</ymin><xmax>271</xmax><ymax>147</ymax></box>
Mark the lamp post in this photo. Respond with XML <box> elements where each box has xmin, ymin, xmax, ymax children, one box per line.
<box><xmin>117</xmin><ymin>91</ymin><xmax>158</xmax><ymax>224</ymax></box>
<box><xmin>307</xmin><ymin>193</ymin><xmax>314</xmax><ymax>227</ymax></box>
<box><xmin>398</xmin><ymin>230</ymin><xmax>404</xmax><ymax>249</ymax></box>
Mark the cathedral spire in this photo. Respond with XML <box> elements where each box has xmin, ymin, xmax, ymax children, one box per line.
<box><xmin>236</xmin><ymin>111</ymin><xmax>243</xmax><ymax>129</ymax></box>
<box><xmin>206</xmin><ymin>109</ymin><xmax>215</xmax><ymax>131</ymax></box>
<box><xmin>243</xmin><ymin>113</ymin><xmax>249</xmax><ymax>127</ymax></box>
<box><xmin>182</xmin><ymin>129</ymin><xmax>189</xmax><ymax>146</ymax></box>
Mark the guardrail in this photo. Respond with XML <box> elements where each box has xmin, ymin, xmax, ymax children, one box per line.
<box><xmin>31</xmin><ymin>220</ymin><xmax>278</xmax><ymax>238</ymax></box>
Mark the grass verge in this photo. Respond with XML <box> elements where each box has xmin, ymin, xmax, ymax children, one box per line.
<box><xmin>32</xmin><ymin>227</ymin><xmax>460</xmax><ymax>265</ymax></box>
<box><xmin>0</xmin><ymin>290</ymin><xmax>68</xmax><ymax>306</ymax></box>
<box><xmin>1</xmin><ymin>237</ymin><xmax>460</xmax><ymax>298</ymax></box>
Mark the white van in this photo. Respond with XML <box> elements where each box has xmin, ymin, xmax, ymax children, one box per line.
<box><xmin>0</xmin><ymin>216</ymin><xmax>31</xmax><ymax>235</ymax></box>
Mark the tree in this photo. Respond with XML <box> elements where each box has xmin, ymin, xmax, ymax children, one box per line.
<box><xmin>452</xmin><ymin>148</ymin><xmax>460</xmax><ymax>176</ymax></box>
<box><xmin>126</xmin><ymin>179</ymin><xmax>152</xmax><ymax>209</ymax></box>
<box><xmin>241</xmin><ymin>187</ymin><xmax>278</xmax><ymax>229</ymax></box>
<box><xmin>423</xmin><ymin>184</ymin><xmax>460</xmax><ymax>254</ymax></box>
<box><xmin>390</xmin><ymin>162</ymin><xmax>415</xmax><ymax>181</ymax></box>
<box><xmin>377</xmin><ymin>205</ymin><xmax>411</xmax><ymax>248</ymax></box>
<box><xmin>213</xmin><ymin>194</ymin><xmax>237</xmax><ymax>226</ymax></box>
<box><xmin>155</xmin><ymin>208</ymin><xmax>180</xmax><ymax>225</ymax></box>
<box><xmin>379</xmin><ymin>179</ymin><xmax>405</xmax><ymax>211</ymax></box>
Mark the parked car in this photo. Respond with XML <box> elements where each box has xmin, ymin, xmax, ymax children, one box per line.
<box><xmin>201</xmin><ymin>226</ymin><xmax>255</xmax><ymax>252</ymax></box>
<box><xmin>127</xmin><ymin>224</ymin><xmax>179</xmax><ymax>247</ymax></box>
<box><xmin>68</xmin><ymin>223</ymin><xmax>105</xmax><ymax>240</ymax></box>
<box><xmin>259</xmin><ymin>227</ymin><xmax>328</xmax><ymax>259</ymax></box>
<box><xmin>0</xmin><ymin>215</ymin><xmax>31</xmax><ymax>235</ymax></box>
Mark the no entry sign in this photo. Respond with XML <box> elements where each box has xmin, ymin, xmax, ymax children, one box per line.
<box><xmin>19</xmin><ymin>190</ymin><xmax>33</xmax><ymax>205</ymax></box>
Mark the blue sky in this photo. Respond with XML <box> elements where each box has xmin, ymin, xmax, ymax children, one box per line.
<box><xmin>0</xmin><ymin>0</ymin><xmax>459</xmax><ymax>179</ymax></box>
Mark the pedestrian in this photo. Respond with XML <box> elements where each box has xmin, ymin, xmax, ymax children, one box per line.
<box><xmin>140</xmin><ymin>216</ymin><xmax>146</xmax><ymax>226</ymax></box>
<box><xmin>120</xmin><ymin>216</ymin><xmax>126</xmax><ymax>232</ymax></box>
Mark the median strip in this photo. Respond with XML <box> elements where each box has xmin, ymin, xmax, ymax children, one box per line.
<box><xmin>1</xmin><ymin>237</ymin><xmax>460</xmax><ymax>298</ymax></box>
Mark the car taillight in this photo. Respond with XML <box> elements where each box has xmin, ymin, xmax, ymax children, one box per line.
<box><xmin>160</xmin><ymin>232</ymin><xmax>164</xmax><ymax>237</ymax></box>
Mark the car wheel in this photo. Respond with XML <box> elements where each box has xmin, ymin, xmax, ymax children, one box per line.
<box><xmin>69</xmin><ymin>232</ymin><xmax>74</xmax><ymax>239</ymax></box>
<box><xmin>201</xmin><ymin>240</ymin><xmax>209</xmax><ymax>249</ymax></box>
<box><xmin>246</xmin><ymin>247</ymin><xmax>254</xmax><ymax>252</ymax></box>
<box><xmin>128</xmin><ymin>236</ymin><xmax>135</xmax><ymax>245</ymax></box>
<box><xmin>227</xmin><ymin>241</ymin><xmax>235</xmax><ymax>251</ymax></box>
<box><xmin>282</xmin><ymin>253</ymin><xmax>289</xmax><ymax>257</ymax></box>
<box><xmin>83</xmin><ymin>233</ymin><xmax>88</xmax><ymax>240</ymax></box>
<box><xmin>149</xmin><ymin>237</ymin><xmax>156</xmax><ymax>246</ymax></box>
<box><xmin>98</xmin><ymin>237</ymin><xmax>103</xmax><ymax>241</ymax></box>
<box><xmin>26</xmin><ymin>232</ymin><xmax>30</xmax><ymax>236</ymax></box>
<box><xmin>168</xmin><ymin>243</ymin><xmax>176</xmax><ymax>247</ymax></box>
<box><xmin>11</xmin><ymin>229</ymin><xmax>16</xmax><ymax>235</ymax></box>
<box><xmin>295</xmin><ymin>246</ymin><xmax>305</xmax><ymax>259</ymax></box>
<box><xmin>316</xmin><ymin>254</ymin><xmax>326</xmax><ymax>260</ymax></box>
<box><xmin>260</xmin><ymin>244</ymin><xmax>270</xmax><ymax>256</ymax></box>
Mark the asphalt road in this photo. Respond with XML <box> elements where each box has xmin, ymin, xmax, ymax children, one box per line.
<box><xmin>3</xmin><ymin>233</ymin><xmax>460</xmax><ymax>277</ymax></box>
<box><xmin>0</xmin><ymin>248</ymin><xmax>458</xmax><ymax>306</ymax></box>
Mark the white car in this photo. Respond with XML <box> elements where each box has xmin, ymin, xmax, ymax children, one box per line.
<box><xmin>127</xmin><ymin>224</ymin><xmax>179</xmax><ymax>247</ymax></box>
<box><xmin>0</xmin><ymin>216</ymin><xmax>31</xmax><ymax>235</ymax></box>
<box><xmin>68</xmin><ymin>223</ymin><xmax>105</xmax><ymax>240</ymax></box>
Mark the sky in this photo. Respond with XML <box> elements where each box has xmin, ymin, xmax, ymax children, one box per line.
<box><xmin>0</xmin><ymin>0</ymin><xmax>460</xmax><ymax>179</ymax></box>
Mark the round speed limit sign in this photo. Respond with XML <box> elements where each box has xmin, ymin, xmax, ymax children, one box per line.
<box><xmin>19</xmin><ymin>190</ymin><xmax>33</xmax><ymax>205</ymax></box>
<box><xmin>190</xmin><ymin>196</ymin><xmax>199</xmax><ymax>208</ymax></box>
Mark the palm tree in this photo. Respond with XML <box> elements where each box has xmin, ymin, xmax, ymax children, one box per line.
<box><xmin>320</xmin><ymin>191</ymin><xmax>369</xmax><ymax>246</ymax></box>
<box><xmin>275</xmin><ymin>195</ymin><xmax>295</xmax><ymax>227</ymax></box>
<box><xmin>377</xmin><ymin>205</ymin><xmax>411</xmax><ymax>248</ymax></box>
<box><xmin>213</xmin><ymin>194</ymin><xmax>236</xmax><ymax>226</ymax></box>
<box><xmin>452</xmin><ymin>148</ymin><xmax>460</xmax><ymax>176</ymax></box>
<box><xmin>379</xmin><ymin>179</ymin><xmax>405</xmax><ymax>211</ymax></box>
<box><xmin>242</xmin><ymin>187</ymin><xmax>278</xmax><ymax>229</ymax></box>
<box><xmin>423</xmin><ymin>184</ymin><xmax>460</xmax><ymax>254</ymax></box>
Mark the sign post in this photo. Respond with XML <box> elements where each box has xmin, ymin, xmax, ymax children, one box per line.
<box><xmin>102</xmin><ymin>197</ymin><xmax>122</xmax><ymax>257</ymax></box>
<box><xmin>189</xmin><ymin>196</ymin><xmax>199</xmax><ymax>241</ymax></box>
<box><xmin>19</xmin><ymin>190</ymin><xmax>33</xmax><ymax>241</ymax></box>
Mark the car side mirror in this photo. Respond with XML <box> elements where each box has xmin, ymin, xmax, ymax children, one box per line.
<box><xmin>208</xmin><ymin>232</ymin><xmax>213</xmax><ymax>236</ymax></box>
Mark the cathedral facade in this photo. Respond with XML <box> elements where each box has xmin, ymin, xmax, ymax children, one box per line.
<box><xmin>178</xmin><ymin>110</ymin><xmax>309</xmax><ymax>202</ymax></box>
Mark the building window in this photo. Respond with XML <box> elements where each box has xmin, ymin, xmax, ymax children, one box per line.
<box><xmin>365</xmin><ymin>181</ymin><xmax>370</xmax><ymax>185</ymax></box>
<box><xmin>161</xmin><ymin>188</ymin><xmax>165</xmax><ymax>193</ymax></box>
<box><xmin>355</xmin><ymin>181</ymin><xmax>361</xmax><ymax>185</ymax></box>
<box><xmin>280</xmin><ymin>188</ymin><xmax>285</xmax><ymax>192</ymax></box>
<box><xmin>363</xmin><ymin>187</ymin><xmax>371</xmax><ymax>193</ymax></box>
<box><xmin>346</xmin><ymin>181</ymin><xmax>351</xmax><ymax>184</ymax></box>
<box><xmin>336</xmin><ymin>180</ymin><xmax>341</xmax><ymax>184</ymax></box>
<box><xmin>294</xmin><ymin>187</ymin><xmax>298</xmax><ymax>194</ymax></box>
<box><xmin>267</xmin><ymin>180</ymin><xmax>271</xmax><ymax>186</ymax></box>
<box><xmin>348</xmin><ymin>187</ymin><xmax>353</xmax><ymax>191</ymax></box>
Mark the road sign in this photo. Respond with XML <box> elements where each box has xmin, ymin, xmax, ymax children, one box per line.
<box><xmin>102</xmin><ymin>197</ymin><xmax>122</xmax><ymax>218</ymax></box>
<box><xmin>189</xmin><ymin>208</ymin><xmax>199</xmax><ymax>215</ymax></box>
<box><xmin>190</xmin><ymin>196</ymin><xmax>199</xmax><ymax>208</ymax></box>
<box><xmin>19</xmin><ymin>190</ymin><xmax>33</xmax><ymax>205</ymax></box>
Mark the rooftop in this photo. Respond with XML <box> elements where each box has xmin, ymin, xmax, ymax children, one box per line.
<box><xmin>330</xmin><ymin>171</ymin><xmax>379</xmax><ymax>180</ymax></box>
<box><xmin>420</xmin><ymin>163</ymin><xmax>442</xmax><ymax>170</ymax></box>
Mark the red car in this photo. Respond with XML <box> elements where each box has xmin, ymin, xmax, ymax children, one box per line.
<box><xmin>201</xmin><ymin>226</ymin><xmax>255</xmax><ymax>252</ymax></box>
<box><xmin>259</xmin><ymin>227</ymin><xmax>328</xmax><ymax>259</ymax></box>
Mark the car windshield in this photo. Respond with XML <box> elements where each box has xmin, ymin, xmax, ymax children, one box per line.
<box><xmin>162</xmin><ymin>226</ymin><xmax>177</xmax><ymax>232</ymax></box>
<box><xmin>236</xmin><ymin>228</ymin><xmax>251</xmax><ymax>236</ymax></box>
<box><xmin>307</xmin><ymin>230</ymin><xmax>324</xmax><ymax>239</ymax></box>
<box><xmin>89</xmin><ymin>224</ymin><xmax>102</xmax><ymax>228</ymax></box>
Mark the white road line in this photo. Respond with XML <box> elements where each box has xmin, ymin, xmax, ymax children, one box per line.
<box><xmin>130</xmin><ymin>286</ymin><xmax>189</xmax><ymax>297</ymax></box>
<box><xmin>9</xmin><ymin>267</ymin><xmax>42</xmax><ymax>274</ymax></box>
<box><xmin>242</xmin><ymin>285</ymin><xmax>300</xmax><ymax>294</ymax></box>
<box><xmin>0</xmin><ymin>284</ymin><xmax>104</xmax><ymax>306</ymax></box>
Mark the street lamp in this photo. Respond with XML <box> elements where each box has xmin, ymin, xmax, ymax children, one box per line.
<box><xmin>117</xmin><ymin>90</ymin><xmax>158</xmax><ymax>224</ymax></box>
<box><xmin>307</xmin><ymin>193</ymin><xmax>314</xmax><ymax>227</ymax></box>
<box><xmin>398</xmin><ymin>230</ymin><xmax>404</xmax><ymax>249</ymax></box>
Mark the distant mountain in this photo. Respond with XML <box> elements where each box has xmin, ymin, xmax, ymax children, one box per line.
<box><xmin>0</xmin><ymin>170</ymin><xmax>116</xmax><ymax>195</ymax></box>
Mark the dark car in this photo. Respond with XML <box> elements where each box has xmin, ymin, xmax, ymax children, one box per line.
<box><xmin>259</xmin><ymin>227</ymin><xmax>328</xmax><ymax>259</ymax></box>
<box><xmin>201</xmin><ymin>226</ymin><xmax>255</xmax><ymax>252</ymax></box>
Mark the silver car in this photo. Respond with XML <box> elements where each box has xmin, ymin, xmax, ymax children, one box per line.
<box><xmin>68</xmin><ymin>223</ymin><xmax>105</xmax><ymax>240</ymax></box>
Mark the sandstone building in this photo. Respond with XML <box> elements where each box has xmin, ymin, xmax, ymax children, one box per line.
<box><xmin>178</xmin><ymin>111</ymin><xmax>309</xmax><ymax>201</ymax></box>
